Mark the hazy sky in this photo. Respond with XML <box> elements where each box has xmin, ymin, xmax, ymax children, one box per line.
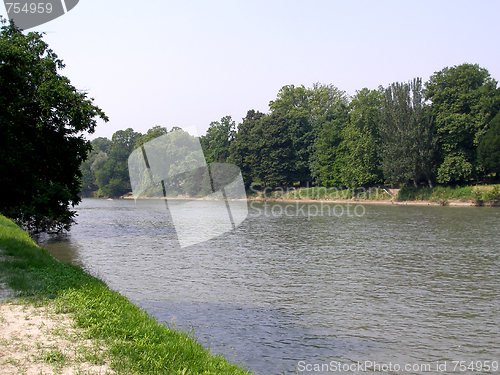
<box><xmin>5</xmin><ymin>0</ymin><xmax>500</xmax><ymax>139</ymax></box>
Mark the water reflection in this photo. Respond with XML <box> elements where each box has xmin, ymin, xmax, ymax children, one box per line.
<box><xmin>37</xmin><ymin>236</ymin><xmax>83</xmax><ymax>265</ymax></box>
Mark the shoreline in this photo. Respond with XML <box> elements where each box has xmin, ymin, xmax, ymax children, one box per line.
<box><xmin>117</xmin><ymin>195</ymin><xmax>486</xmax><ymax>207</ymax></box>
<box><xmin>245</xmin><ymin>197</ymin><xmax>482</xmax><ymax>207</ymax></box>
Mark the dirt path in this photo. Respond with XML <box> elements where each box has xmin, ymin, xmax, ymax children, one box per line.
<box><xmin>0</xmin><ymin>302</ymin><xmax>115</xmax><ymax>375</ymax></box>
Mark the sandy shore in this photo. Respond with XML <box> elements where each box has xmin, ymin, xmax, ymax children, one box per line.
<box><xmin>120</xmin><ymin>194</ymin><xmax>480</xmax><ymax>206</ymax></box>
<box><xmin>246</xmin><ymin>197</ymin><xmax>479</xmax><ymax>207</ymax></box>
<box><xmin>0</xmin><ymin>302</ymin><xmax>114</xmax><ymax>375</ymax></box>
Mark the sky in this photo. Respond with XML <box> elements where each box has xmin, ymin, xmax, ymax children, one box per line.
<box><xmin>3</xmin><ymin>0</ymin><xmax>500</xmax><ymax>140</ymax></box>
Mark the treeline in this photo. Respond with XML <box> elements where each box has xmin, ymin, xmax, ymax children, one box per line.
<box><xmin>82</xmin><ymin>63</ymin><xmax>500</xmax><ymax>198</ymax></box>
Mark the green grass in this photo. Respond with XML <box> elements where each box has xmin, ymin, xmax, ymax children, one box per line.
<box><xmin>261</xmin><ymin>186</ymin><xmax>392</xmax><ymax>200</ymax></box>
<box><xmin>0</xmin><ymin>214</ymin><xmax>252</xmax><ymax>375</ymax></box>
<box><xmin>396</xmin><ymin>184</ymin><xmax>500</xmax><ymax>205</ymax></box>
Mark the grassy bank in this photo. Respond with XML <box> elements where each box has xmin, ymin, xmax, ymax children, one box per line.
<box><xmin>249</xmin><ymin>184</ymin><xmax>500</xmax><ymax>206</ymax></box>
<box><xmin>396</xmin><ymin>184</ymin><xmax>500</xmax><ymax>205</ymax></box>
<box><xmin>255</xmin><ymin>186</ymin><xmax>392</xmax><ymax>200</ymax></box>
<box><xmin>0</xmin><ymin>214</ymin><xmax>251</xmax><ymax>375</ymax></box>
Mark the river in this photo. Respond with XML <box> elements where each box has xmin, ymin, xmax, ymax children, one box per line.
<box><xmin>39</xmin><ymin>198</ymin><xmax>500</xmax><ymax>374</ymax></box>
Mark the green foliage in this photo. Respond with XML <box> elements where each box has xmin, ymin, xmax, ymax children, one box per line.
<box><xmin>424</xmin><ymin>63</ymin><xmax>500</xmax><ymax>183</ymax></box>
<box><xmin>269</xmin><ymin>83</ymin><xmax>347</xmax><ymax>125</ymax></box>
<box><xmin>268</xmin><ymin>83</ymin><xmax>348</xmax><ymax>184</ymax></box>
<box><xmin>309</xmin><ymin>102</ymin><xmax>350</xmax><ymax>186</ymax></box>
<box><xmin>379</xmin><ymin>78</ymin><xmax>436</xmax><ymax>187</ymax></box>
<box><xmin>81</xmin><ymin>130</ymin><xmax>142</xmax><ymax>198</ymax></box>
<box><xmin>484</xmin><ymin>184</ymin><xmax>500</xmax><ymax>202</ymax></box>
<box><xmin>258</xmin><ymin>112</ymin><xmax>296</xmax><ymax>186</ymax></box>
<box><xmin>478</xmin><ymin>111</ymin><xmax>500</xmax><ymax>176</ymax></box>
<box><xmin>134</xmin><ymin>125</ymin><xmax>168</xmax><ymax>149</ymax></box>
<box><xmin>200</xmin><ymin>116</ymin><xmax>235</xmax><ymax>164</ymax></box>
<box><xmin>435</xmin><ymin>151</ymin><xmax>473</xmax><ymax>184</ymax></box>
<box><xmin>339</xmin><ymin>88</ymin><xmax>383</xmax><ymax>187</ymax></box>
<box><xmin>228</xmin><ymin>110</ymin><xmax>265</xmax><ymax>187</ymax></box>
<box><xmin>230</xmin><ymin>111</ymin><xmax>296</xmax><ymax>187</ymax></box>
<box><xmin>83</xmin><ymin>66</ymin><xmax>500</xmax><ymax>198</ymax></box>
<box><xmin>182</xmin><ymin>167</ymin><xmax>212</xmax><ymax>197</ymax></box>
<box><xmin>0</xmin><ymin>19</ymin><xmax>108</xmax><ymax>233</ymax></box>
<box><xmin>396</xmin><ymin>185</ymin><xmax>500</xmax><ymax>204</ymax></box>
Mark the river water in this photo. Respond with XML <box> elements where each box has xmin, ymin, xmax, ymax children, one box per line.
<box><xmin>39</xmin><ymin>198</ymin><xmax>500</xmax><ymax>374</ymax></box>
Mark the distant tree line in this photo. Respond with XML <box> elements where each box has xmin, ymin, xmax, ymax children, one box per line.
<box><xmin>83</xmin><ymin>63</ymin><xmax>500</xmax><ymax>198</ymax></box>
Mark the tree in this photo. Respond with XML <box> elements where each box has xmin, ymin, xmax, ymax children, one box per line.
<box><xmin>269</xmin><ymin>83</ymin><xmax>348</xmax><ymax>184</ymax></box>
<box><xmin>91</xmin><ymin>128</ymin><xmax>141</xmax><ymax>198</ymax></box>
<box><xmin>257</xmin><ymin>112</ymin><xmax>295</xmax><ymax>186</ymax></box>
<box><xmin>424</xmin><ymin>63</ymin><xmax>500</xmax><ymax>183</ymax></box>
<box><xmin>200</xmin><ymin>116</ymin><xmax>235</xmax><ymax>164</ymax></box>
<box><xmin>91</xmin><ymin>137</ymin><xmax>111</xmax><ymax>154</ymax></box>
<box><xmin>478</xmin><ymin>111</ymin><xmax>500</xmax><ymax>178</ymax></box>
<box><xmin>228</xmin><ymin>110</ymin><xmax>296</xmax><ymax>187</ymax></box>
<box><xmin>109</xmin><ymin>128</ymin><xmax>141</xmax><ymax>163</ymax></box>
<box><xmin>0</xmin><ymin>19</ymin><xmax>108</xmax><ymax>233</ymax></box>
<box><xmin>309</xmin><ymin>102</ymin><xmax>350</xmax><ymax>187</ymax></box>
<box><xmin>339</xmin><ymin>88</ymin><xmax>383</xmax><ymax>187</ymax></box>
<box><xmin>134</xmin><ymin>125</ymin><xmax>168</xmax><ymax>149</ymax></box>
<box><xmin>80</xmin><ymin>137</ymin><xmax>111</xmax><ymax>196</ymax></box>
<box><xmin>379</xmin><ymin>78</ymin><xmax>436</xmax><ymax>187</ymax></box>
<box><xmin>228</xmin><ymin>110</ymin><xmax>266</xmax><ymax>187</ymax></box>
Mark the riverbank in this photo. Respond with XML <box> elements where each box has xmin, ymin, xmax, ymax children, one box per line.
<box><xmin>121</xmin><ymin>195</ymin><xmax>484</xmax><ymax>206</ymax></box>
<box><xmin>246</xmin><ymin>196</ymin><xmax>479</xmax><ymax>206</ymax></box>
<box><xmin>247</xmin><ymin>184</ymin><xmax>500</xmax><ymax>207</ymax></box>
<box><xmin>0</xmin><ymin>214</ymin><xmax>251</xmax><ymax>375</ymax></box>
<box><xmin>119</xmin><ymin>184</ymin><xmax>500</xmax><ymax>207</ymax></box>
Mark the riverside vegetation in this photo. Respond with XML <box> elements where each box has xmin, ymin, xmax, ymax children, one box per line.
<box><xmin>0</xmin><ymin>214</ymin><xmax>251</xmax><ymax>375</ymax></box>
<box><xmin>396</xmin><ymin>184</ymin><xmax>500</xmax><ymax>206</ymax></box>
<box><xmin>245</xmin><ymin>184</ymin><xmax>500</xmax><ymax>206</ymax></box>
<box><xmin>81</xmin><ymin>65</ymin><xmax>500</xmax><ymax>204</ymax></box>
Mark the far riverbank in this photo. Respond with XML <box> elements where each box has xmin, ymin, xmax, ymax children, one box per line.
<box><xmin>118</xmin><ymin>184</ymin><xmax>500</xmax><ymax>207</ymax></box>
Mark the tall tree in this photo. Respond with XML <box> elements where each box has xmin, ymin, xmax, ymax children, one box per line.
<box><xmin>257</xmin><ymin>112</ymin><xmax>294</xmax><ymax>186</ymax></box>
<box><xmin>200</xmin><ymin>116</ymin><xmax>235</xmax><ymax>164</ymax></box>
<box><xmin>269</xmin><ymin>83</ymin><xmax>348</xmax><ymax>184</ymax></box>
<box><xmin>339</xmin><ymin>88</ymin><xmax>383</xmax><ymax>187</ymax></box>
<box><xmin>379</xmin><ymin>78</ymin><xmax>436</xmax><ymax>187</ymax></box>
<box><xmin>109</xmin><ymin>128</ymin><xmax>141</xmax><ymax>163</ymax></box>
<box><xmin>478</xmin><ymin>111</ymin><xmax>500</xmax><ymax>178</ymax></box>
<box><xmin>134</xmin><ymin>125</ymin><xmax>168</xmax><ymax>149</ymax></box>
<box><xmin>0</xmin><ymin>19</ymin><xmax>107</xmax><ymax>233</ymax></box>
<box><xmin>424</xmin><ymin>63</ymin><xmax>500</xmax><ymax>183</ymax></box>
<box><xmin>94</xmin><ymin>128</ymin><xmax>141</xmax><ymax>197</ymax></box>
<box><xmin>229</xmin><ymin>110</ymin><xmax>295</xmax><ymax>187</ymax></box>
<box><xmin>228</xmin><ymin>110</ymin><xmax>266</xmax><ymax>187</ymax></box>
<box><xmin>309</xmin><ymin>102</ymin><xmax>350</xmax><ymax>187</ymax></box>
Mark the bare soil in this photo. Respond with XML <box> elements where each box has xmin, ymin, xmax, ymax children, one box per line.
<box><xmin>0</xmin><ymin>302</ymin><xmax>114</xmax><ymax>375</ymax></box>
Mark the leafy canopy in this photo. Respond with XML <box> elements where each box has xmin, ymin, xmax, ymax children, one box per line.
<box><xmin>424</xmin><ymin>63</ymin><xmax>500</xmax><ymax>183</ymax></box>
<box><xmin>0</xmin><ymin>19</ymin><xmax>108</xmax><ymax>233</ymax></box>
